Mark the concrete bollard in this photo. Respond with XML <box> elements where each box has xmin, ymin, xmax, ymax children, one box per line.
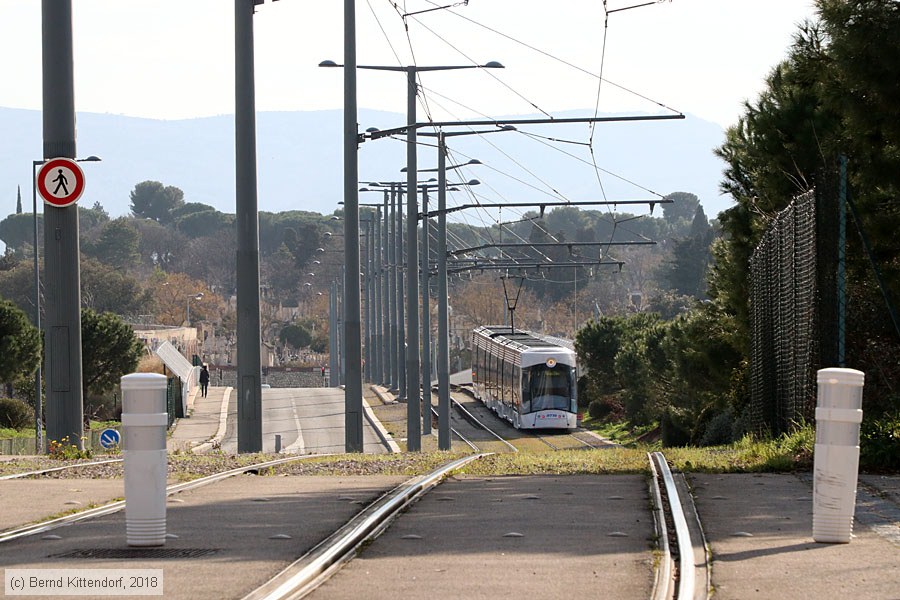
<box><xmin>813</xmin><ymin>367</ymin><xmax>865</xmax><ymax>544</ymax></box>
<box><xmin>121</xmin><ymin>373</ymin><xmax>169</xmax><ymax>547</ymax></box>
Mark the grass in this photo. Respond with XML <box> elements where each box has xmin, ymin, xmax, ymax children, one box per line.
<box><xmin>584</xmin><ymin>419</ymin><xmax>658</xmax><ymax>446</ymax></box>
<box><xmin>0</xmin><ymin>424</ymin><xmax>827</xmax><ymax>477</ymax></box>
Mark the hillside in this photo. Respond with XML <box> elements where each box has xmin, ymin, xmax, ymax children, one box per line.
<box><xmin>1</xmin><ymin>107</ymin><xmax>731</xmax><ymax>224</ymax></box>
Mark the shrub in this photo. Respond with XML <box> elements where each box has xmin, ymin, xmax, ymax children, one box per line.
<box><xmin>698</xmin><ymin>408</ymin><xmax>735</xmax><ymax>447</ymax></box>
<box><xmin>860</xmin><ymin>412</ymin><xmax>900</xmax><ymax>472</ymax></box>
<box><xmin>0</xmin><ymin>397</ymin><xmax>32</xmax><ymax>430</ymax></box>
<box><xmin>588</xmin><ymin>400</ymin><xmax>607</xmax><ymax>420</ymax></box>
<box><xmin>661</xmin><ymin>406</ymin><xmax>692</xmax><ymax>447</ymax></box>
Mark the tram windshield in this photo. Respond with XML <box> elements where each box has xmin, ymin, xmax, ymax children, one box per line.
<box><xmin>523</xmin><ymin>363</ymin><xmax>575</xmax><ymax>413</ymax></box>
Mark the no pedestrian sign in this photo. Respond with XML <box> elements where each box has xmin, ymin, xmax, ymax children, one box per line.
<box><xmin>37</xmin><ymin>157</ymin><xmax>85</xmax><ymax>208</ymax></box>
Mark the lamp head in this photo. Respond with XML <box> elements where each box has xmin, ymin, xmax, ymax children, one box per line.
<box><xmin>318</xmin><ymin>60</ymin><xmax>340</xmax><ymax>67</ymax></box>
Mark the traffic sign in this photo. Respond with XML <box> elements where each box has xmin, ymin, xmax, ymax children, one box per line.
<box><xmin>98</xmin><ymin>428</ymin><xmax>121</xmax><ymax>449</ymax></box>
<box><xmin>36</xmin><ymin>157</ymin><xmax>85</xmax><ymax>208</ymax></box>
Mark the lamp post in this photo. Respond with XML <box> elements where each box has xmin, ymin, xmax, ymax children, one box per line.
<box><xmin>32</xmin><ymin>154</ymin><xmax>101</xmax><ymax>454</ymax></box>
<box><xmin>186</xmin><ymin>292</ymin><xmax>204</xmax><ymax>327</ymax></box>
<box><xmin>321</xmin><ymin>59</ymin><xmax>503</xmax><ymax>452</ymax></box>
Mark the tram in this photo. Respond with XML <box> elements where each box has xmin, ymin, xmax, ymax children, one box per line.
<box><xmin>471</xmin><ymin>325</ymin><xmax>578</xmax><ymax>429</ymax></box>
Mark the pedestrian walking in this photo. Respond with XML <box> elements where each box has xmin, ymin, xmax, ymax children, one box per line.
<box><xmin>199</xmin><ymin>364</ymin><xmax>210</xmax><ymax>398</ymax></box>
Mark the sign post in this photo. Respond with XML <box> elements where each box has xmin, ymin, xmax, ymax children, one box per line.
<box><xmin>36</xmin><ymin>157</ymin><xmax>85</xmax><ymax>208</ymax></box>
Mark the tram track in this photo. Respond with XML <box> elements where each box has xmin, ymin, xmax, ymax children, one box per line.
<box><xmin>244</xmin><ymin>450</ymin><xmax>705</xmax><ymax>600</ymax></box>
<box><xmin>1</xmin><ymin>445</ymin><xmax>706</xmax><ymax>599</ymax></box>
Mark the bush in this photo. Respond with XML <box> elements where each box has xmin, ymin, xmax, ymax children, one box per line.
<box><xmin>0</xmin><ymin>397</ymin><xmax>32</xmax><ymax>429</ymax></box>
<box><xmin>860</xmin><ymin>412</ymin><xmax>900</xmax><ymax>472</ymax></box>
<box><xmin>588</xmin><ymin>400</ymin><xmax>607</xmax><ymax>420</ymax></box>
<box><xmin>587</xmin><ymin>396</ymin><xmax>624</xmax><ymax>422</ymax></box>
<box><xmin>698</xmin><ymin>408</ymin><xmax>735</xmax><ymax>447</ymax></box>
<box><xmin>661</xmin><ymin>406</ymin><xmax>692</xmax><ymax>447</ymax></box>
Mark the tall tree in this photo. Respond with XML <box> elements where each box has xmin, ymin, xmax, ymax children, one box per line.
<box><xmin>85</xmin><ymin>217</ymin><xmax>141</xmax><ymax>271</ymax></box>
<box><xmin>129</xmin><ymin>181</ymin><xmax>185</xmax><ymax>224</ymax></box>
<box><xmin>80</xmin><ymin>308</ymin><xmax>143</xmax><ymax>399</ymax></box>
<box><xmin>81</xmin><ymin>258</ymin><xmax>153</xmax><ymax>317</ymax></box>
<box><xmin>0</xmin><ymin>298</ymin><xmax>41</xmax><ymax>393</ymax></box>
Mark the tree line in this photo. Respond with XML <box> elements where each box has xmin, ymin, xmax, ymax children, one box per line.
<box><xmin>576</xmin><ymin>0</ymin><xmax>900</xmax><ymax>459</ymax></box>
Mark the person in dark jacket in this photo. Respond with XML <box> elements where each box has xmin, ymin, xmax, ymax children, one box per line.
<box><xmin>199</xmin><ymin>364</ymin><xmax>210</xmax><ymax>398</ymax></box>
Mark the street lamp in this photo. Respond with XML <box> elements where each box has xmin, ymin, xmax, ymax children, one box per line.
<box><xmin>321</xmin><ymin>58</ymin><xmax>503</xmax><ymax>452</ymax></box>
<box><xmin>31</xmin><ymin>154</ymin><xmax>101</xmax><ymax>453</ymax></box>
<box><xmin>186</xmin><ymin>292</ymin><xmax>204</xmax><ymax>326</ymax></box>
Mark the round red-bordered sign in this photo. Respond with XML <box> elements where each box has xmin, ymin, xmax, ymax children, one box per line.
<box><xmin>37</xmin><ymin>158</ymin><xmax>85</xmax><ymax>208</ymax></box>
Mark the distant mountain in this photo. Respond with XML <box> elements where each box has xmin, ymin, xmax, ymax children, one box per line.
<box><xmin>1</xmin><ymin>107</ymin><xmax>732</xmax><ymax>225</ymax></box>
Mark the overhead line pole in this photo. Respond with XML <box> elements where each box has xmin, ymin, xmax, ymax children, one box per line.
<box><xmin>42</xmin><ymin>0</ymin><xmax>85</xmax><ymax>450</ymax></box>
<box><xmin>235</xmin><ymin>0</ymin><xmax>263</xmax><ymax>453</ymax></box>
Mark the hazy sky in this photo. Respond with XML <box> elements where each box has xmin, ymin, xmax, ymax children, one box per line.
<box><xmin>0</xmin><ymin>1</ymin><xmax>818</xmax><ymax>128</ymax></box>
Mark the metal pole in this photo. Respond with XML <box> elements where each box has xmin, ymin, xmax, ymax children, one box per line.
<box><xmin>381</xmin><ymin>195</ymin><xmax>391</xmax><ymax>386</ymax></box>
<box><xmin>32</xmin><ymin>161</ymin><xmax>43</xmax><ymax>454</ymax></box>
<box><xmin>362</xmin><ymin>220</ymin><xmax>371</xmax><ymax>382</ymax></box>
<box><xmin>420</xmin><ymin>187</ymin><xmax>432</xmax><ymax>435</ymax></box>
<box><xmin>339</xmin><ymin>266</ymin><xmax>346</xmax><ymax>386</ymax></box>
<box><xmin>397</xmin><ymin>188</ymin><xmax>407</xmax><ymax>402</ymax></box>
<box><xmin>342</xmin><ymin>0</ymin><xmax>364</xmax><ymax>451</ymax></box>
<box><xmin>329</xmin><ymin>280</ymin><xmax>337</xmax><ymax>386</ymax></box>
<box><xmin>437</xmin><ymin>133</ymin><xmax>451</xmax><ymax>450</ymax></box>
<box><xmin>235</xmin><ymin>0</ymin><xmax>262</xmax><ymax>453</ymax></box>
<box><xmin>374</xmin><ymin>209</ymin><xmax>383</xmax><ymax>384</ymax></box>
<box><xmin>42</xmin><ymin>0</ymin><xmax>84</xmax><ymax>450</ymax></box>
<box><xmin>366</xmin><ymin>218</ymin><xmax>378</xmax><ymax>382</ymax></box>
<box><xmin>405</xmin><ymin>66</ymin><xmax>422</xmax><ymax>451</ymax></box>
<box><xmin>388</xmin><ymin>187</ymin><xmax>398</xmax><ymax>392</ymax></box>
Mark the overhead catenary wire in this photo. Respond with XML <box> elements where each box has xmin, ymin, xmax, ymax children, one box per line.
<box><xmin>416</xmin><ymin>0</ymin><xmax>683</xmax><ymax>113</ymax></box>
<box><xmin>367</xmin><ymin>0</ymin><xmax>679</xmax><ymax>320</ymax></box>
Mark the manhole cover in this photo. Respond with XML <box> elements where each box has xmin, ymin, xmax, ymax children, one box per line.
<box><xmin>50</xmin><ymin>548</ymin><xmax>219</xmax><ymax>559</ymax></box>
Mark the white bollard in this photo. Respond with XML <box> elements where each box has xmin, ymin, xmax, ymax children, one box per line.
<box><xmin>121</xmin><ymin>373</ymin><xmax>169</xmax><ymax>547</ymax></box>
<box><xmin>813</xmin><ymin>367</ymin><xmax>865</xmax><ymax>543</ymax></box>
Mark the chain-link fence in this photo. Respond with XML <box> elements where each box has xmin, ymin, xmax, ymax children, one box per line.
<box><xmin>749</xmin><ymin>176</ymin><xmax>839</xmax><ymax>436</ymax></box>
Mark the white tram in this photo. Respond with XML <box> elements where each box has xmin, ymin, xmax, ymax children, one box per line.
<box><xmin>471</xmin><ymin>325</ymin><xmax>578</xmax><ymax>429</ymax></box>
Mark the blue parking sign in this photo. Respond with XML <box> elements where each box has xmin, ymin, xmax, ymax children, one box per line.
<box><xmin>99</xmin><ymin>428</ymin><xmax>121</xmax><ymax>449</ymax></box>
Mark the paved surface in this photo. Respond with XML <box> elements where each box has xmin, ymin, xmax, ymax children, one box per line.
<box><xmin>4</xmin><ymin>384</ymin><xmax>899</xmax><ymax>598</ymax></box>
<box><xmin>0</xmin><ymin>476</ymin><xmax>405</xmax><ymax>599</ymax></box>
<box><xmin>168</xmin><ymin>386</ymin><xmax>391</xmax><ymax>455</ymax></box>
<box><xmin>168</xmin><ymin>386</ymin><xmax>228</xmax><ymax>452</ymax></box>
<box><xmin>309</xmin><ymin>475</ymin><xmax>654</xmax><ymax>600</ymax></box>
<box><xmin>691</xmin><ymin>473</ymin><xmax>900</xmax><ymax>599</ymax></box>
<box><xmin>0</xmin><ymin>469</ymin><xmax>898</xmax><ymax>598</ymax></box>
<box><xmin>0</xmin><ymin>479</ymin><xmax>124</xmax><ymax>531</ymax></box>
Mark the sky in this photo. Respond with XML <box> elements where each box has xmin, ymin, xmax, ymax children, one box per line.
<box><xmin>0</xmin><ymin>0</ymin><xmax>818</xmax><ymax>127</ymax></box>
<box><xmin>0</xmin><ymin>0</ymin><xmax>821</xmax><ymax>244</ymax></box>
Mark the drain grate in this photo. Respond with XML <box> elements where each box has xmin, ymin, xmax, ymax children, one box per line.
<box><xmin>50</xmin><ymin>548</ymin><xmax>219</xmax><ymax>560</ymax></box>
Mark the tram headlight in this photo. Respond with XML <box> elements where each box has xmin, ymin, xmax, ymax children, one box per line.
<box><xmin>546</xmin><ymin>358</ymin><xmax>557</xmax><ymax>368</ymax></box>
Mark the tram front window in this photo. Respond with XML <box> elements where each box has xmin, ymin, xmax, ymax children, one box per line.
<box><xmin>526</xmin><ymin>364</ymin><xmax>574</xmax><ymax>412</ymax></box>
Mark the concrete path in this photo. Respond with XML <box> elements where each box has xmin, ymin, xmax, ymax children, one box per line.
<box><xmin>168</xmin><ymin>386</ymin><xmax>228</xmax><ymax>453</ymax></box>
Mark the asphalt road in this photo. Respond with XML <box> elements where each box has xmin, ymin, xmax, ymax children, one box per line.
<box><xmin>219</xmin><ymin>387</ymin><xmax>390</xmax><ymax>454</ymax></box>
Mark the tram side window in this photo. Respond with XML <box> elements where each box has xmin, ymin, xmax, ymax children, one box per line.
<box><xmin>513</xmin><ymin>365</ymin><xmax>521</xmax><ymax>409</ymax></box>
<box><xmin>521</xmin><ymin>370</ymin><xmax>531</xmax><ymax>413</ymax></box>
<box><xmin>500</xmin><ymin>355</ymin><xmax>507</xmax><ymax>404</ymax></box>
<box><xmin>504</xmin><ymin>358</ymin><xmax>513</xmax><ymax>406</ymax></box>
